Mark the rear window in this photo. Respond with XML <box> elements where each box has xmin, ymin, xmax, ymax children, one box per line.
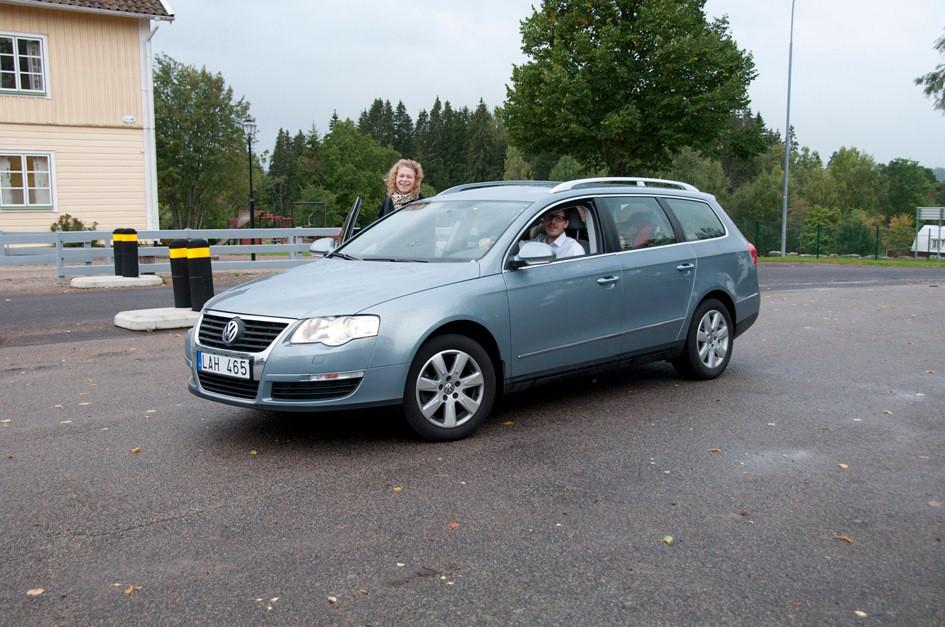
<box><xmin>664</xmin><ymin>198</ymin><xmax>726</xmax><ymax>241</ymax></box>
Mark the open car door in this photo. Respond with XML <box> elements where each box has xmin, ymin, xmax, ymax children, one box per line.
<box><xmin>340</xmin><ymin>196</ymin><xmax>362</xmax><ymax>243</ymax></box>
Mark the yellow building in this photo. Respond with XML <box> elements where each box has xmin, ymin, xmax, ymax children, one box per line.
<box><xmin>0</xmin><ymin>0</ymin><xmax>173</xmax><ymax>232</ymax></box>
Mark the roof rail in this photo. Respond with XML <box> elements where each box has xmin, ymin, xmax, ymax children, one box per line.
<box><xmin>438</xmin><ymin>181</ymin><xmax>557</xmax><ymax>195</ymax></box>
<box><xmin>549</xmin><ymin>177</ymin><xmax>699</xmax><ymax>193</ymax></box>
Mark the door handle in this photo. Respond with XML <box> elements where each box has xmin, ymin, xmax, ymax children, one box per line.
<box><xmin>596</xmin><ymin>275</ymin><xmax>620</xmax><ymax>286</ymax></box>
<box><xmin>676</xmin><ymin>263</ymin><xmax>694</xmax><ymax>272</ymax></box>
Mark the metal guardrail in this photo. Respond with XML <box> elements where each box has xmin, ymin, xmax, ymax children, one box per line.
<box><xmin>0</xmin><ymin>227</ymin><xmax>340</xmax><ymax>283</ymax></box>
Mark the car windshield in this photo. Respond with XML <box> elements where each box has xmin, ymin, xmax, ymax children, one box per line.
<box><xmin>337</xmin><ymin>199</ymin><xmax>531</xmax><ymax>262</ymax></box>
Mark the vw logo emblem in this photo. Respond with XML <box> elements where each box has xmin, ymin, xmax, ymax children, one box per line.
<box><xmin>222</xmin><ymin>318</ymin><xmax>243</xmax><ymax>346</ymax></box>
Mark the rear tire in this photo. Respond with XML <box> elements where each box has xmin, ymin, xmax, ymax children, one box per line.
<box><xmin>672</xmin><ymin>298</ymin><xmax>733</xmax><ymax>380</ymax></box>
<box><xmin>403</xmin><ymin>334</ymin><xmax>496</xmax><ymax>441</ymax></box>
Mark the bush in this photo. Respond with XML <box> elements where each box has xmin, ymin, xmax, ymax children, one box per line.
<box><xmin>50</xmin><ymin>214</ymin><xmax>100</xmax><ymax>247</ymax></box>
<box><xmin>50</xmin><ymin>213</ymin><xmax>98</xmax><ymax>233</ymax></box>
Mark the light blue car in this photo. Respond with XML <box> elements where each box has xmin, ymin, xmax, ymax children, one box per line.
<box><xmin>185</xmin><ymin>178</ymin><xmax>760</xmax><ymax>441</ymax></box>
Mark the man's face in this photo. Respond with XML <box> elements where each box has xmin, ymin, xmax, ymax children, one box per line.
<box><xmin>542</xmin><ymin>210</ymin><xmax>568</xmax><ymax>239</ymax></box>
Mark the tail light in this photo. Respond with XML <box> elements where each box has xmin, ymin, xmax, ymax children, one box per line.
<box><xmin>747</xmin><ymin>242</ymin><xmax>758</xmax><ymax>265</ymax></box>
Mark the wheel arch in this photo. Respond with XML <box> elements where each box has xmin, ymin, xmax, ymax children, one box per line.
<box><xmin>421</xmin><ymin>320</ymin><xmax>504</xmax><ymax>390</ymax></box>
<box><xmin>698</xmin><ymin>289</ymin><xmax>736</xmax><ymax>324</ymax></box>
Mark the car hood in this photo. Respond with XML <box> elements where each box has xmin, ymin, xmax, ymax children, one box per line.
<box><xmin>205</xmin><ymin>258</ymin><xmax>481</xmax><ymax>319</ymax></box>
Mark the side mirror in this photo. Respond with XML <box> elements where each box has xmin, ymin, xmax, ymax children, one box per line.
<box><xmin>309</xmin><ymin>237</ymin><xmax>336</xmax><ymax>257</ymax></box>
<box><xmin>510</xmin><ymin>241</ymin><xmax>555</xmax><ymax>269</ymax></box>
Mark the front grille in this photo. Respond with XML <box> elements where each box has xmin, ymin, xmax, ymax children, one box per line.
<box><xmin>198</xmin><ymin>371</ymin><xmax>260</xmax><ymax>400</ymax></box>
<box><xmin>271</xmin><ymin>378</ymin><xmax>362</xmax><ymax>401</ymax></box>
<box><xmin>198</xmin><ymin>313</ymin><xmax>290</xmax><ymax>352</ymax></box>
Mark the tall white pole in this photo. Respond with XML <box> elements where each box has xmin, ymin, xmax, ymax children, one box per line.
<box><xmin>781</xmin><ymin>0</ymin><xmax>796</xmax><ymax>257</ymax></box>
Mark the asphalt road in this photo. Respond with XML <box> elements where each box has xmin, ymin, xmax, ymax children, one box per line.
<box><xmin>1</xmin><ymin>270</ymin><xmax>944</xmax><ymax>624</ymax></box>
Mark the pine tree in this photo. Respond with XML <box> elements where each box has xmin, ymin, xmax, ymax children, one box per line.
<box><xmin>392</xmin><ymin>100</ymin><xmax>415</xmax><ymax>157</ymax></box>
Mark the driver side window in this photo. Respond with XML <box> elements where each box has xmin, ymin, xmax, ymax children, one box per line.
<box><xmin>520</xmin><ymin>204</ymin><xmax>598</xmax><ymax>261</ymax></box>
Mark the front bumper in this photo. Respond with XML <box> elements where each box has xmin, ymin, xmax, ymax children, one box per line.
<box><xmin>184</xmin><ymin>321</ymin><xmax>408</xmax><ymax>411</ymax></box>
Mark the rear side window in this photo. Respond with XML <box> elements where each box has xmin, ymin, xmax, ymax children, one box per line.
<box><xmin>664</xmin><ymin>198</ymin><xmax>725</xmax><ymax>241</ymax></box>
<box><xmin>599</xmin><ymin>196</ymin><xmax>676</xmax><ymax>250</ymax></box>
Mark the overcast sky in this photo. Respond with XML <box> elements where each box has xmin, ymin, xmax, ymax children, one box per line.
<box><xmin>155</xmin><ymin>1</ymin><xmax>945</xmax><ymax>170</ymax></box>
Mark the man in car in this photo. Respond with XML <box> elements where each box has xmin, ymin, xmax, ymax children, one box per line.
<box><xmin>530</xmin><ymin>208</ymin><xmax>586</xmax><ymax>259</ymax></box>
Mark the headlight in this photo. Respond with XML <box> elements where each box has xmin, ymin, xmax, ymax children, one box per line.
<box><xmin>290</xmin><ymin>315</ymin><xmax>380</xmax><ymax>346</ymax></box>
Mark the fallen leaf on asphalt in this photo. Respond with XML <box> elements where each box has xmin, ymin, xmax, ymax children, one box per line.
<box><xmin>833</xmin><ymin>535</ymin><xmax>854</xmax><ymax>544</ymax></box>
<box><xmin>249</xmin><ymin>450</ymin><xmax>257</xmax><ymax>456</ymax></box>
<box><xmin>929</xmin><ymin>501</ymin><xmax>942</xmax><ymax>508</ymax></box>
<box><xmin>707</xmin><ymin>448</ymin><xmax>721</xmax><ymax>454</ymax></box>
<box><xmin>269</xmin><ymin>597</ymin><xmax>279</xmax><ymax>602</ymax></box>
<box><xmin>882</xmin><ymin>409</ymin><xmax>893</xmax><ymax>415</ymax></box>
<box><xmin>396</xmin><ymin>562</ymin><xmax>405</xmax><ymax>567</ymax></box>
<box><xmin>392</xmin><ymin>486</ymin><xmax>402</xmax><ymax>493</ymax></box>
<box><xmin>327</xmin><ymin>596</ymin><xmax>337</xmax><ymax>605</ymax></box>
<box><xmin>112</xmin><ymin>583</ymin><xmax>122</xmax><ymax>588</ymax></box>
<box><xmin>79</xmin><ymin>402</ymin><xmax>90</xmax><ymax>406</ymax></box>
<box><xmin>916</xmin><ymin>393</ymin><xmax>926</xmax><ymax>397</ymax></box>
<box><xmin>767</xmin><ymin>422</ymin><xmax>776</xmax><ymax>427</ymax></box>
<box><xmin>122</xmin><ymin>584</ymin><xmax>142</xmax><ymax>596</ymax></box>
<box><xmin>0</xmin><ymin>419</ymin><xmax>10</xmax><ymax>425</ymax></box>
<box><xmin>54</xmin><ymin>404</ymin><xmax>63</xmax><ymax>409</ymax></box>
<box><xmin>661</xmin><ymin>535</ymin><xmax>675</xmax><ymax>546</ymax></box>
<box><xmin>130</xmin><ymin>447</ymin><xmax>142</xmax><ymax>454</ymax></box>
<box><xmin>447</xmin><ymin>521</ymin><xmax>460</xmax><ymax>529</ymax></box>
<box><xmin>146</xmin><ymin>409</ymin><xmax>157</xmax><ymax>414</ymax></box>
<box><xmin>26</xmin><ymin>588</ymin><xmax>44</xmax><ymax>597</ymax></box>
<box><xmin>60</xmin><ymin>420</ymin><xmax>72</xmax><ymax>424</ymax></box>
<box><xmin>502</xmin><ymin>420</ymin><xmax>514</xmax><ymax>427</ymax></box>
<box><xmin>854</xmin><ymin>610</ymin><xmax>868</xmax><ymax>618</ymax></box>
<box><xmin>357</xmin><ymin>588</ymin><xmax>368</xmax><ymax>595</ymax></box>
<box><xmin>838</xmin><ymin>464</ymin><xmax>849</xmax><ymax>469</ymax></box>
<box><xmin>927</xmin><ymin>370</ymin><xmax>937</xmax><ymax>375</ymax></box>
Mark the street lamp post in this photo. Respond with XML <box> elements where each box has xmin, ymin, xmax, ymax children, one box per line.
<box><xmin>243</xmin><ymin>116</ymin><xmax>257</xmax><ymax>261</ymax></box>
<box><xmin>780</xmin><ymin>0</ymin><xmax>797</xmax><ymax>257</ymax></box>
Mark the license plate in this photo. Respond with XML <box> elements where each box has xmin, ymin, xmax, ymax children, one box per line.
<box><xmin>197</xmin><ymin>351</ymin><xmax>251</xmax><ymax>380</ymax></box>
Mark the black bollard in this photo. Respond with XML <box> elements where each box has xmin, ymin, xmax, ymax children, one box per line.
<box><xmin>187</xmin><ymin>239</ymin><xmax>214</xmax><ymax>312</ymax></box>
<box><xmin>112</xmin><ymin>228</ymin><xmax>125</xmax><ymax>276</ymax></box>
<box><xmin>168</xmin><ymin>239</ymin><xmax>191</xmax><ymax>309</ymax></box>
<box><xmin>121</xmin><ymin>229</ymin><xmax>139</xmax><ymax>278</ymax></box>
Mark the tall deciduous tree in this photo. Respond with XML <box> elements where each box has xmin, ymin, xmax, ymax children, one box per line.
<box><xmin>881</xmin><ymin>158</ymin><xmax>935</xmax><ymax>218</ymax></box>
<box><xmin>916</xmin><ymin>30</ymin><xmax>945</xmax><ymax>113</ymax></box>
<box><xmin>154</xmin><ymin>53</ymin><xmax>249</xmax><ymax>228</ymax></box>
<box><xmin>318</xmin><ymin>119</ymin><xmax>400</xmax><ymax>223</ymax></box>
<box><xmin>504</xmin><ymin>0</ymin><xmax>755</xmax><ymax>174</ymax></box>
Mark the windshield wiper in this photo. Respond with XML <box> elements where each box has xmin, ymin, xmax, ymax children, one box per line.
<box><xmin>328</xmin><ymin>251</ymin><xmax>359</xmax><ymax>260</ymax></box>
<box><xmin>363</xmin><ymin>257</ymin><xmax>429</xmax><ymax>263</ymax></box>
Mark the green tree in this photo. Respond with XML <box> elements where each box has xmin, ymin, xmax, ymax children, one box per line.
<box><xmin>503</xmin><ymin>145</ymin><xmax>533</xmax><ymax>180</ymax></box>
<box><xmin>660</xmin><ymin>147</ymin><xmax>730</xmax><ymax>199</ymax></box>
<box><xmin>154</xmin><ymin>53</ymin><xmax>249</xmax><ymax>228</ymax></box>
<box><xmin>318</xmin><ymin>119</ymin><xmax>400</xmax><ymax>223</ymax></box>
<box><xmin>826</xmin><ymin>147</ymin><xmax>886</xmax><ymax>216</ymax></box>
<box><xmin>881</xmin><ymin>158</ymin><xmax>935</xmax><ymax>218</ymax></box>
<box><xmin>549</xmin><ymin>155</ymin><xmax>583</xmax><ymax>181</ymax></box>
<box><xmin>712</xmin><ymin>109</ymin><xmax>780</xmax><ymax>188</ymax></box>
<box><xmin>392</xmin><ymin>100</ymin><xmax>415</xmax><ymax>157</ymax></box>
<box><xmin>503</xmin><ymin>0</ymin><xmax>755</xmax><ymax>173</ymax></box>
<box><xmin>465</xmin><ymin>100</ymin><xmax>506</xmax><ymax>181</ymax></box>
<box><xmin>916</xmin><ymin>29</ymin><xmax>945</xmax><ymax>112</ymax></box>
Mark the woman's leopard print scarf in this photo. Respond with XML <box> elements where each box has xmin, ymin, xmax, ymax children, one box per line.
<box><xmin>391</xmin><ymin>191</ymin><xmax>419</xmax><ymax>209</ymax></box>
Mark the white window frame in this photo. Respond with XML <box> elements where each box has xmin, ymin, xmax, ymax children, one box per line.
<box><xmin>0</xmin><ymin>151</ymin><xmax>56</xmax><ymax>211</ymax></box>
<box><xmin>0</xmin><ymin>31</ymin><xmax>50</xmax><ymax>96</ymax></box>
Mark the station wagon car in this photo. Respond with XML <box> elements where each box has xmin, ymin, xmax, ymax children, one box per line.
<box><xmin>184</xmin><ymin>177</ymin><xmax>760</xmax><ymax>441</ymax></box>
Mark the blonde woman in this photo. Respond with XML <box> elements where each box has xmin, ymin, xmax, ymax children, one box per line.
<box><xmin>378</xmin><ymin>158</ymin><xmax>425</xmax><ymax>219</ymax></box>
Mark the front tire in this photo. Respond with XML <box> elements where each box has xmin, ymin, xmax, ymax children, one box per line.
<box><xmin>403</xmin><ymin>334</ymin><xmax>496</xmax><ymax>441</ymax></box>
<box><xmin>672</xmin><ymin>298</ymin><xmax>733</xmax><ymax>380</ymax></box>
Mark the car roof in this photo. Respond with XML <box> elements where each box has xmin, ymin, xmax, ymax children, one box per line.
<box><xmin>435</xmin><ymin>178</ymin><xmax>716</xmax><ymax>204</ymax></box>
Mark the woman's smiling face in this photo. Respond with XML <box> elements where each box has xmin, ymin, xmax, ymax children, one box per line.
<box><xmin>395</xmin><ymin>166</ymin><xmax>416</xmax><ymax>193</ymax></box>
